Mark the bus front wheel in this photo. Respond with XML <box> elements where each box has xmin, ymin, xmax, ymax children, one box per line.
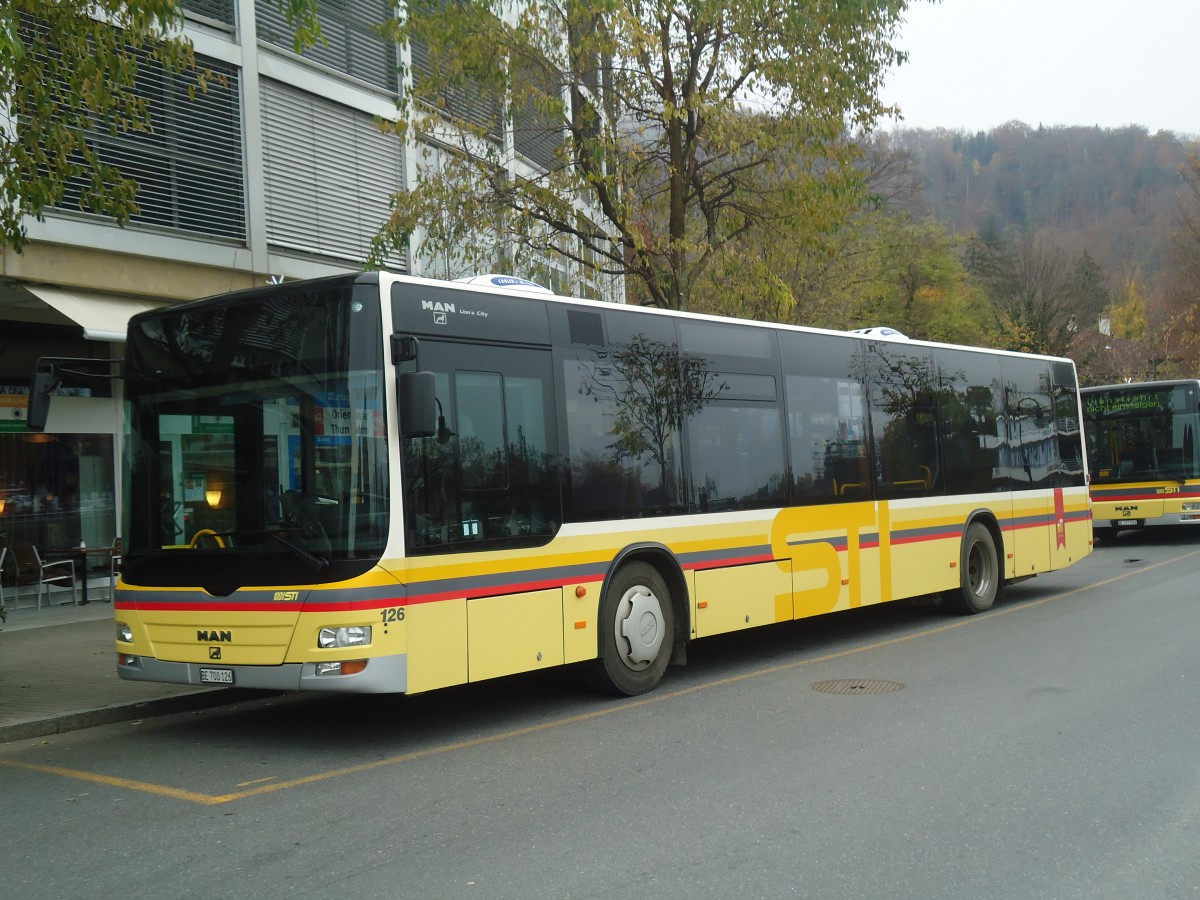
<box><xmin>590</xmin><ymin>561</ymin><xmax>675</xmax><ymax>696</ymax></box>
<box><xmin>944</xmin><ymin>521</ymin><xmax>1002</xmax><ymax>615</ymax></box>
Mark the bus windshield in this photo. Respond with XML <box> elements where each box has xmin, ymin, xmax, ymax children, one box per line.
<box><xmin>122</xmin><ymin>277</ymin><xmax>389</xmax><ymax>590</ymax></box>
<box><xmin>1084</xmin><ymin>383</ymin><xmax>1200</xmax><ymax>483</ymax></box>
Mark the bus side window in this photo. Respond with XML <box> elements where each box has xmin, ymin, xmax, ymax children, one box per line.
<box><xmin>786</xmin><ymin>373</ymin><xmax>867</xmax><ymax>503</ymax></box>
<box><xmin>935</xmin><ymin>348</ymin><xmax>1004</xmax><ymax>494</ymax></box>
<box><xmin>865</xmin><ymin>344</ymin><xmax>940</xmax><ymax>499</ymax></box>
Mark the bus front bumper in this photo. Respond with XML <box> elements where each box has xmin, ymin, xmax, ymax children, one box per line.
<box><xmin>116</xmin><ymin>652</ymin><xmax>408</xmax><ymax>693</ymax></box>
<box><xmin>1095</xmin><ymin>513</ymin><xmax>1200</xmax><ymax>528</ymax></box>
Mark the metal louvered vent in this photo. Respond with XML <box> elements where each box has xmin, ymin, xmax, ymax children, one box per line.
<box><xmin>181</xmin><ymin>0</ymin><xmax>234</xmax><ymax>25</ymax></box>
<box><xmin>261</xmin><ymin>79</ymin><xmax>407</xmax><ymax>270</ymax></box>
<box><xmin>51</xmin><ymin>47</ymin><xmax>245</xmax><ymax>242</ymax></box>
<box><xmin>255</xmin><ymin>0</ymin><xmax>398</xmax><ymax>93</ymax></box>
<box><xmin>512</xmin><ymin>53</ymin><xmax>564</xmax><ymax>171</ymax></box>
<box><xmin>409</xmin><ymin>36</ymin><xmax>503</xmax><ymax>141</ymax></box>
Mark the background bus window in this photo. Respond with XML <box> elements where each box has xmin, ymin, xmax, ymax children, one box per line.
<box><xmin>678</xmin><ymin>322</ymin><xmax>785</xmax><ymax>512</ymax></box>
<box><xmin>865</xmin><ymin>343</ymin><xmax>941</xmax><ymax>499</ymax></box>
<box><xmin>1051</xmin><ymin>360</ymin><xmax>1087</xmax><ymax>488</ymax></box>
<box><xmin>781</xmin><ymin>332</ymin><xmax>870</xmax><ymax>503</ymax></box>
<box><xmin>935</xmin><ymin>348</ymin><xmax>1004</xmax><ymax>494</ymax></box>
<box><xmin>404</xmin><ymin>350</ymin><xmax>558</xmax><ymax>551</ymax></box>
<box><xmin>563</xmin><ymin>350</ymin><xmax>685</xmax><ymax>520</ymax></box>
<box><xmin>1001</xmin><ymin>357</ymin><xmax>1055</xmax><ymax>488</ymax></box>
<box><xmin>562</xmin><ymin>309</ymin><xmax>690</xmax><ymax>521</ymax></box>
<box><xmin>1084</xmin><ymin>383</ymin><xmax>1200</xmax><ymax>482</ymax></box>
<box><xmin>687</xmin><ymin>401</ymin><xmax>785</xmax><ymax>512</ymax></box>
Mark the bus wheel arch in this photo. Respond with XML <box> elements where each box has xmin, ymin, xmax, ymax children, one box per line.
<box><xmin>589</xmin><ymin>546</ymin><xmax>688</xmax><ymax>696</ymax></box>
<box><xmin>943</xmin><ymin>513</ymin><xmax>1004</xmax><ymax>615</ymax></box>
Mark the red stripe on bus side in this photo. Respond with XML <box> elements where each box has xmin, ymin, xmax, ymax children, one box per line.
<box><xmin>116</xmin><ymin>515</ymin><xmax>1073</xmax><ymax>614</ymax></box>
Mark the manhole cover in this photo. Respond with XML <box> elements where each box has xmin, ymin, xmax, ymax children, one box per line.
<box><xmin>811</xmin><ymin>678</ymin><xmax>905</xmax><ymax>696</ymax></box>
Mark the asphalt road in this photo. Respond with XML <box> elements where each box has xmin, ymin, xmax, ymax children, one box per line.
<box><xmin>2</xmin><ymin>529</ymin><xmax>1198</xmax><ymax>899</ymax></box>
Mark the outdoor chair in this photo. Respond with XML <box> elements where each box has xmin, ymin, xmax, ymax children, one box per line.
<box><xmin>11</xmin><ymin>544</ymin><xmax>77</xmax><ymax>609</ymax></box>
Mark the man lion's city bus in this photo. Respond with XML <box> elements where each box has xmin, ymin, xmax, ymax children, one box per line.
<box><xmin>108</xmin><ymin>272</ymin><xmax>1092</xmax><ymax>696</ymax></box>
<box><xmin>1081</xmin><ymin>379</ymin><xmax>1200</xmax><ymax>540</ymax></box>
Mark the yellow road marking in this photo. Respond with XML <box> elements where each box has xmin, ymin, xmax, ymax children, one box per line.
<box><xmin>0</xmin><ymin>758</ymin><xmax>215</xmax><ymax>804</ymax></box>
<box><xmin>3</xmin><ymin>548</ymin><xmax>1195</xmax><ymax>805</ymax></box>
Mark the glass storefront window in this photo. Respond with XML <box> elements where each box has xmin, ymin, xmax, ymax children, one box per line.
<box><xmin>0</xmin><ymin>432</ymin><xmax>116</xmax><ymax>553</ymax></box>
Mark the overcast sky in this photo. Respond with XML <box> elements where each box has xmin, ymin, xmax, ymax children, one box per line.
<box><xmin>881</xmin><ymin>0</ymin><xmax>1200</xmax><ymax>136</ymax></box>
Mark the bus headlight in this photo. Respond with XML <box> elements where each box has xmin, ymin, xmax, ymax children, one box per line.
<box><xmin>318</xmin><ymin>625</ymin><xmax>372</xmax><ymax>649</ymax></box>
<box><xmin>117</xmin><ymin>622</ymin><xmax>133</xmax><ymax>643</ymax></box>
<box><xmin>1182</xmin><ymin>502</ymin><xmax>1200</xmax><ymax>511</ymax></box>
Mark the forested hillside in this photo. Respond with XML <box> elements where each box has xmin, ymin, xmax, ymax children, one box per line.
<box><xmin>890</xmin><ymin>123</ymin><xmax>1192</xmax><ymax>287</ymax></box>
<box><xmin>842</xmin><ymin>123</ymin><xmax>1200</xmax><ymax>384</ymax></box>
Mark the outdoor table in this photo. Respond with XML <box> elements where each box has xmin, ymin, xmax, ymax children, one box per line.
<box><xmin>49</xmin><ymin>547</ymin><xmax>115</xmax><ymax>605</ymax></box>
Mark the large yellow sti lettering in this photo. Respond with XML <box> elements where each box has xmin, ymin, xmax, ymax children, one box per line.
<box><xmin>770</xmin><ymin>503</ymin><xmax>878</xmax><ymax>617</ymax></box>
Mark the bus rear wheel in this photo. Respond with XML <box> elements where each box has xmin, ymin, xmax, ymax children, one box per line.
<box><xmin>590</xmin><ymin>561</ymin><xmax>675</xmax><ymax>696</ymax></box>
<box><xmin>944</xmin><ymin>521</ymin><xmax>1002</xmax><ymax>614</ymax></box>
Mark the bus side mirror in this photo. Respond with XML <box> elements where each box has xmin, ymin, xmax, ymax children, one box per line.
<box><xmin>27</xmin><ymin>367</ymin><xmax>58</xmax><ymax>432</ymax></box>
<box><xmin>398</xmin><ymin>371</ymin><xmax>436</xmax><ymax>438</ymax></box>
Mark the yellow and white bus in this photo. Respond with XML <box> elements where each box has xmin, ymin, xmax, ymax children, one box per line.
<box><xmin>111</xmin><ymin>272</ymin><xmax>1092</xmax><ymax>696</ymax></box>
<box><xmin>1081</xmin><ymin>379</ymin><xmax>1200</xmax><ymax>541</ymax></box>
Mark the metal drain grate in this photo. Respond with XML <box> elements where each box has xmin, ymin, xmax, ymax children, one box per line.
<box><xmin>811</xmin><ymin>678</ymin><xmax>905</xmax><ymax>696</ymax></box>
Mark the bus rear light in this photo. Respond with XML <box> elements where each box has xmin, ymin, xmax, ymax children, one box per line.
<box><xmin>315</xmin><ymin>660</ymin><xmax>367</xmax><ymax>676</ymax></box>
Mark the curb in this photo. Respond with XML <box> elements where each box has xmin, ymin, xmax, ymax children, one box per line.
<box><xmin>0</xmin><ymin>688</ymin><xmax>277</xmax><ymax>744</ymax></box>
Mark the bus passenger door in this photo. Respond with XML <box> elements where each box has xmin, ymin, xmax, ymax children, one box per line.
<box><xmin>399</xmin><ymin>339</ymin><xmax>563</xmax><ymax>687</ymax></box>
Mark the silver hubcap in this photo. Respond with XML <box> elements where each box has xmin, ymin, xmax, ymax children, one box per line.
<box><xmin>967</xmin><ymin>540</ymin><xmax>995</xmax><ymax>598</ymax></box>
<box><xmin>615</xmin><ymin>584</ymin><xmax>666</xmax><ymax>671</ymax></box>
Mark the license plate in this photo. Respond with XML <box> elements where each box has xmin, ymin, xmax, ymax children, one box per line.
<box><xmin>1116</xmin><ymin>519</ymin><xmax>1139</xmax><ymax>526</ymax></box>
<box><xmin>199</xmin><ymin>667</ymin><xmax>234</xmax><ymax>685</ymax></box>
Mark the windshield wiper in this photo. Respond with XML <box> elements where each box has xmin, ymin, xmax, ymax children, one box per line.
<box><xmin>203</xmin><ymin>529</ymin><xmax>330</xmax><ymax>573</ymax></box>
<box><xmin>268</xmin><ymin>532</ymin><xmax>330</xmax><ymax>572</ymax></box>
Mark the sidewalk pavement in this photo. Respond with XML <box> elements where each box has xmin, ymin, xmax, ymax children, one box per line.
<box><xmin>0</xmin><ymin>597</ymin><xmax>250</xmax><ymax>744</ymax></box>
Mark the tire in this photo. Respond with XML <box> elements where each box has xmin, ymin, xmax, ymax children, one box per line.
<box><xmin>943</xmin><ymin>521</ymin><xmax>1002</xmax><ymax>615</ymax></box>
<box><xmin>589</xmin><ymin>561</ymin><xmax>675</xmax><ymax>696</ymax></box>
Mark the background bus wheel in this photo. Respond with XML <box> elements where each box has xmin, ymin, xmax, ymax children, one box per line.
<box><xmin>590</xmin><ymin>561</ymin><xmax>675</xmax><ymax>696</ymax></box>
<box><xmin>943</xmin><ymin>521</ymin><xmax>1002</xmax><ymax>614</ymax></box>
